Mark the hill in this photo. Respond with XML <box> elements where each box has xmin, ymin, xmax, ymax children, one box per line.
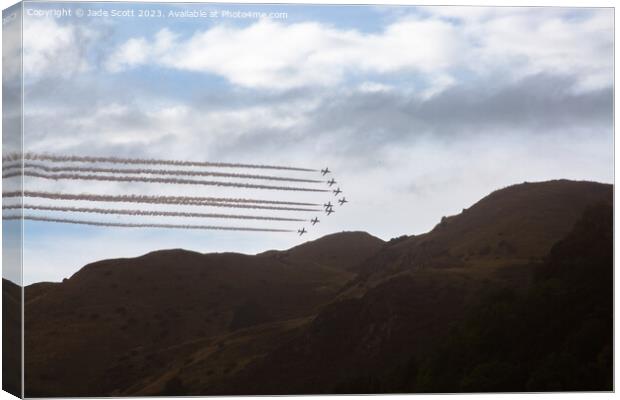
<box><xmin>212</xmin><ymin>202</ymin><xmax>612</xmax><ymax>394</ymax></box>
<box><xmin>20</xmin><ymin>179</ymin><xmax>612</xmax><ymax>396</ymax></box>
<box><xmin>23</xmin><ymin>232</ymin><xmax>384</xmax><ymax>397</ymax></box>
<box><xmin>413</xmin><ymin>202</ymin><xmax>613</xmax><ymax>392</ymax></box>
<box><xmin>3</xmin><ymin>279</ymin><xmax>21</xmax><ymax>397</ymax></box>
<box><xmin>346</xmin><ymin>179</ymin><xmax>612</xmax><ymax>293</ymax></box>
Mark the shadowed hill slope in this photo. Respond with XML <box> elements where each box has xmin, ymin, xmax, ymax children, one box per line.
<box><xmin>412</xmin><ymin>202</ymin><xmax>613</xmax><ymax>392</ymax></box>
<box><xmin>205</xmin><ymin>199</ymin><xmax>613</xmax><ymax>395</ymax></box>
<box><xmin>2</xmin><ymin>279</ymin><xmax>21</xmax><ymax>397</ymax></box>
<box><xmin>24</xmin><ymin>232</ymin><xmax>384</xmax><ymax>397</ymax></box>
<box><xmin>21</xmin><ymin>179</ymin><xmax>612</xmax><ymax>396</ymax></box>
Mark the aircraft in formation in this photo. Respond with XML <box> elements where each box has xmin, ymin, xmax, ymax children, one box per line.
<box><xmin>297</xmin><ymin>169</ymin><xmax>347</xmax><ymax>236</ymax></box>
<box><xmin>324</xmin><ymin>200</ymin><xmax>336</xmax><ymax>215</ymax></box>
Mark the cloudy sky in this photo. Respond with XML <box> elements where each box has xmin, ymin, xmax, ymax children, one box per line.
<box><xmin>2</xmin><ymin>2</ymin><xmax>613</xmax><ymax>284</ymax></box>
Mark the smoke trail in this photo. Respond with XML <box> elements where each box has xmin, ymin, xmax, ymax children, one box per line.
<box><xmin>3</xmin><ymin>191</ymin><xmax>320</xmax><ymax>212</ymax></box>
<box><xmin>2</xmin><ymin>161</ymin><xmax>20</xmax><ymax>170</ymax></box>
<box><xmin>3</xmin><ymin>152</ymin><xmax>316</xmax><ymax>172</ymax></box>
<box><xmin>2</xmin><ymin>215</ymin><xmax>293</xmax><ymax>233</ymax></box>
<box><xmin>2</xmin><ymin>163</ymin><xmax>322</xmax><ymax>183</ymax></box>
<box><xmin>2</xmin><ymin>204</ymin><xmax>305</xmax><ymax>222</ymax></box>
<box><xmin>3</xmin><ymin>190</ymin><xmax>318</xmax><ymax>207</ymax></box>
<box><xmin>8</xmin><ymin>170</ymin><xmax>327</xmax><ymax>192</ymax></box>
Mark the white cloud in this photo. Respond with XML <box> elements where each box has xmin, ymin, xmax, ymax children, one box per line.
<box><xmin>104</xmin><ymin>9</ymin><xmax>612</xmax><ymax>93</ymax></box>
<box><xmin>105</xmin><ymin>17</ymin><xmax>466</xmax><ymax>90</ymax></box>
<box><xmin>358</xmin><ymin>82</ymin><xmax>394</xmax><ymax>93</ymax></box>
<box><xmin>469</xmin><ymin>9</ymin><xmax>614</xmax><ymax>92</ymax></box>
<box><xmin>2</xmin><ymin>8</ymin><xmax>22</xmax><ymax>81</ymax></box>
<box><xmin>23</xmin><ymin>18</ymin><xmax>94</xmax><ymax>80</ymax></box>
<box><xmin>105</xmin><ymin>28</ymin><xmax>177</xmax><ymax>72</ymax></box>
<box><xmin>104</xmin><ymin>37</ymin><xmax>150</xmax><ymax>72</ymax></box>
<box><xmin>23</xmin><ymin>94</ymin><xmax>318</xmax><ymax>164</ymax></box>
<box><xmin>420</xmin><ymin>73</ymin><xmax>455</xmax><ymax>99</ymax></box>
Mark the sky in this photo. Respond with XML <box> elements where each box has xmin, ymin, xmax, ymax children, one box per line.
<box><xmin>1</xmin><ymin>2</ymin><xmax>614</xmax><ymax>284</ymax></box>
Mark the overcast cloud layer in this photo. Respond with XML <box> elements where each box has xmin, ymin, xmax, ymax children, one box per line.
<box><xmin>4</xmin><ymin>4</ymin><xmax>613</xmax><ymax>284</ymax></box>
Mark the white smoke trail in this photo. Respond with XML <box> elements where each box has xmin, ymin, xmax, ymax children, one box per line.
<box><xmin>4</xmin><ymin>190</ymin><xmax>318</xmax><ymax>206</ymax></box>
<box><xmin>2</xmin><ymin>204</ymin><xmax>305</xmax><ymax>222</ymax></box>
<box><xmin>2</xmin><ymin>215</ymin><xmax>294</xmax><ymax>233</ymax></box>
<box><xmin>2</xmin><ymin>191</ymin><xmax>320</xmax><ymax>212</ymax></box>
<box><xmin>3</xmin><ymin>152</ymin><xmax>316</xmax><ymax>172</ymax></box>
<box><xmin>8</xmin><ymin>170</ymin><xmax>327</xmax><ymax>192</ymax></box>
<box><xmin>2</xmin><ymin>163</ymin><xmax>322</xmax><ymax>183</ymax></box>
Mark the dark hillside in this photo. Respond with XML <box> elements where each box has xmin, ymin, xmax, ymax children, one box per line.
<box><xmin>211</xmin><ymin>202</ymin><xmax>612</xmax><ymax>394</ymax></box>
<box><xmin>24</xmin><ymin>233</ymin><xmax>383</xmax><ymax>397</ymax></box>
<box><xmin>22</xmin><ymin>180</ymin><xmax>613</xmax><ymax>396</ymax></box>
<box><xmin>2</xmin><ymin>279</ymin><xmax>21</xmax><ymax>397</ymax></box>
<box><xmin>413</xmin><ymin>202</ymin><xmax>613</xmax><ymax>392</ymax></box>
